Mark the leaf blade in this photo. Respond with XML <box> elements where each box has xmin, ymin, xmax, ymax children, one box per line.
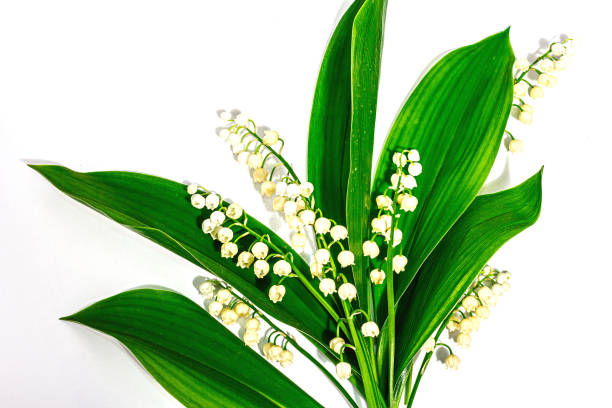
<box><xmin>63</xmin><ymin>289</ymin><xmax>324</xmax><ymax>408</ymax></box>
<box><xmin>373</xmin><ymin>29</ymin><xmax>516</xmax><ymax>311</ymax></box>
<box><xmin>30</xmin><ymin>165</ymin><xmax>336</xmax><ymax>346</ymax></box>
<box><xmin>346</xmin><ymin>0</ymin><xmax>388</xmax><ymax>313</ymax></box>
<box><xmin>307</xmin><ymin>0</ymin><xmax>365</xmax><ymax>225</ymax></box>
<box><xmin>393</xmin><ymin>168</ymin><xmax>543</xmax><ymax>377</ymax></box>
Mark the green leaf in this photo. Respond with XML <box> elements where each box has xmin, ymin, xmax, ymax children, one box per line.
<box><xmin>346</xmin><ymin>0</ymin><xmax>388</xmax><ymax>313</ymax></box>
<box><xmin>30</xmin><ymin>165</ymin><xmax>337</xmax><ymax>348</ymax></box>
<box><xmin>307</xmin><ymin>0</ymin><xmax>365</xmax><ymax>226</ymax></box>
<box><xmin>372</xmin><ymin>29</ymin><xmax>515</xmax><ymax>312</ymax></box>
<box><xmin>62</xmin><ymin>289</ymin><xmax>323</xmax><ymax>408</ymax></box>
<box><xmin>393</xmin><ymin>168</ymin><xmax>543</xmax><ymax>378</ymax></box>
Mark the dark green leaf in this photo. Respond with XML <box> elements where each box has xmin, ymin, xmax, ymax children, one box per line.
<box><xmin>346</xmin><ymin>0</ymin><xmax>388</xmax><ymax>313</ymax></box>
<box><xmin>392</xmin><ymin>168</ymin><xmax>543</xmax><ymax>379</ymax></box>
<box><xmin>307</xmin><ymin>0</ymin><xmax>365</xmax><ymax>226</ymax></box>
<box><xmin>372</xmin><ymin>29</ymin><xmax>515</xmax><ymax>313</ymax></box>
<box><xmin>62</xmin><ymin>289</ymin><xmax>323</xmax><ymax>408</ymax></box>
<box><xmin>30</xmin><ymin>165</ymin><xmax>337</xmax><ymax>348</ymax></box>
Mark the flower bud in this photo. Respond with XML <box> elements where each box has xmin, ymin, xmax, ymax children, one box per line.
<box><xmin>392</xmin><ymin>255</ymin><xmax>408</xmax><ymax>273</ymax></box>
<box><xmin>286</xmin><ymin>183</ymin><xmax>301</xmax><ymax>199</ymax></box>
<box><xmin>398</xmin><ymin>194</ymin><xmax>418</xmax><ymax>212</ymax></box>
<box><xmin>457</xmin><ymin>332</ymin><xmax>471</xmax><ymax>348</ymax></box>
<box><xmin>461</xmin><ymin>296</ymin><xmax>479</xmax><ymax>312</ymax></box>
<box><xmin>513</xmin><ymin>81</ymin><xmax>528</xmax><ymax>97</ymax></box>
<box><xmin>220</xmin><ymin>242</ymin><xmax>238</xmax><ymax>258</ymax></box>
<box><xmin>310</xmin><ymin>261</ymin><xmax>323</xmax><ymax>278</ymax></box>
<box><xmin>245</xmin><ymin>317</ymin><xmax>260</xmax><ymax>331</ymax></box>
<box><xmin>237</xmin><ymin>251</ymin><xmax>255</xmax><ymax>268</ymax></box>
<box><xmin>208</xmin><ymin>301</ymin><xmax>223</xmax><ymax>316</ymax></box>
<box><xmin>475</xmin><ymin>305</ymin><xmax>490</xmax><ymax>319</ymax></box>
<box><xmin>445</xmin><ymin>354</ymin><xmax>460</xmax><ymax>370</ymax></box>
<box><xmin>217</xmin><ymin>227</ymin><xmax>233</xmax><ymax>243</ymax></box>
<box><xmin>329</xmin><ymin>337</ymin><xmax>345</xmax><ymax>354</ymax></box>
<box><xmin>283</xmin><ymin>200</ymin><xmax>298</xmax><ymax>216</ymax></box>
<box><xmin>539</xmin><ymin>58</ymin><xmax>554</xmax><ymax>72</ymax></box>
<box><xmin>362</xmin><ymin>241</ymin><xmax>380</xmax><ymax>258</ymax></box>
<box><xmin>338</xmin><ymin>283</ymin><xmax>357</xmax><ymax>301</ymax></box>
<box><xmin>514</xmin><ymin>57</ymin><xmax>529</xmax><ymax>70</ymax></box>
<box><xmin>361</xmin><ymin>321</ymin><xmax>380</xmax><ymax>337</ymax></box>
<box><xmin>187</xmin><ymin>183</ymin><xmax>198</xmax><ymax>194</ymax></box>
<box><xmin>330</xmin><ymin>225</ymin><xmax>348</xmax><ymax>241</ymax></box>
<box><xmin>243</xmin><ymin>329</ymin><xmax>259</xmax><ymax>346</ymax></box>
<box><xmin>198</xmin><ymin>281</ymin><xmax>216</xmax><ymax>298</ymax></box>
<box><xmin>253</xmin><ymin>259</ymin><xmax>270</xmax><ymax>278</ymax></box>
<box><xmin>221</xmin><ymin>307</ymin><xmax>239</xmax><ymax>325</ymax></box>
<box><xmin>376</xmin><ymin>195</ymin><xmax>392</xmax><ymax>210</ymax></box>
<box><xmin>314</xmin><ymin>217</ymin><xmax>331</xmax><ymax>234</ymax></box>
<box><xmin>422</xmin><ymin>337</ymin><xmax>436</xmax><ymax>353</ymax></box>
<box><xmin>371</xmin><ymin>218</ymin><xmax>387</xmax><ymax>234</ymax></box>
<box><xmin>273</xmin><ymin>259</ymin><xmax>292</xmax><ymax>277</ymax></box>
<box><xmin>336</xmin><ymin>362</ymin><xmax>352</xmax><ymax>380</ymax></box>
<box><xmin>260</xmin><ymin>181</ymin><xmax>276</xmax><ymax>197</ymax></box>
<box><xmin>407</xmin><ymin>149</ymin><xmax>420</xmax><ymax>162</ymax></box>
<box><xmin>370</xmin><ymin>269</ymin><xmax>385</xmax><ymax>285</ymax></box>
<box><xmin>392</xmin><ymin>152</ymin><xmax>408</xmax><ymax>167</ymax></box>
<box><xmin>268</xmin><ymin>344</ymin><xmax>283</xmax><ymax>361</ymax></box>
<box><xmin>252</xmin><ymin>167</ymin><xmax>268</xmax><ymax>183</ymax></box>
<box><xmin>551</xmin><ymin>43</ymin><xmax>565</xmax><ymax>56</ymax></box>
<box><xmin>537</xmin><ymin>73</ymin><xmax>558</xmax><ymax>88</ymax></box>
<box><xmin>225</xmin><ymin>203</ymin><xmax>243</xmax><ymax>220</ymax></box>
<box><xmin>279</xmin><ymin>349</ymin><xmax>294</xmax><ymax>367</ymax></box>
<box><xmin>233</xmin><ymin>301</ymin><xmax>251</xmax><ymax>317</ymax></box>
<box><xmin>508</xmin><ymin>139</ymin><xmax>523</xmax><ymax>153</ymax></box>
<box><xmin>290</xmin><ymin>232</ymin><xmax>307</xmax><ymax>249</ymax></box>
<box><xmin>251</xmin><ymin>242</ymin><xmax>269</xmax><ymax>259</ymax></box>
<box><xmin>272</xmin><ymin>196</ymin><xmax>286</xmax><ymax>212</ymax></box>
<box><xmin>202</xmin><ymin>219</ymin><xmax>214</xmax><ymax>234</ymax></box>
<box><xmin>299</xmin><ymin>209</ymin><xmax>316</xmax><ymax>225</ymax></box>
<box><xmin>263</xmin><ymin>130</ymin><xmax>279</xmax><ymax>145</ymax></box>
<box><xmin>518</xmin><ymin>110</ymin><xmax>533</xmax><ymax>125</ymax></box>
<box><xmin>529</xmin><ymin>85</ymin><xmax>544</xmax><ymax>99</ymax></box>
<box><xmin>314</xmin><ymin>248</ymin><xmax>331</xmax><ymax>265</ymax></box>
<box><xmin>300</xmin><ymin>182</ymin><xmax>314</xmax><ymax>198</ymax></box>
<box><xmin>191</xmin><ymin>194</ymin><xmax>205</xmax><ymax>209</ymax></box>
<box><xmin>268</xmin><ymin>285</ymin><xmax>286</xmax><ymax>303</ymax></box>
<box><xmin>408</xmin><ymin>162</ymin><xmax>422</xmax><ymax>176</ymax></box>
<box><xmin>319</xmin><ymin>278</ymin><xmax>336</xmax><ymax>296</ymax></box>
<box><xmin>337</xmin><ymin>250</ymin><xmax>355</xmax><ymax>268</ymax></box>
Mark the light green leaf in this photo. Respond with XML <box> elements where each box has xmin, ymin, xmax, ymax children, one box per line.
<box><xmin>372</xmin><ymin>29</ymin><xmax>515</xmax><ymax>314</ymax></box>
<box><xmin>30</xmin><ymin>165</ymin><xmax>337</xmax><ymax>348</ymax></box>
<box><xmin>391</xmin><ymin>168</ymin><xmax>543</xmax><ymax>380</ymax></box>
<box><xmin>307</xmin><ymin>0</ymin><xmax>365</xmax><ymax>226</ymax></box>
<box><xmin>346</xmin><ymin>0</ymin><xmax>388</xmax><ymax>314</ymax></box>
<box><xmin>62</xmin><ymin>289</ymin><xmax>323</xmax><ymax>408</ymax></box>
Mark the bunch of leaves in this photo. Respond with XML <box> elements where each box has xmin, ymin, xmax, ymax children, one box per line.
<box><xmin>31</xmin><ymin>0</ymin><xmax>543</xmax><ymax>407</ymax></box>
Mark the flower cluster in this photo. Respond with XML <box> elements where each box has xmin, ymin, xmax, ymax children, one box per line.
<box><xmin>420</xmin><ymin>264</ymin><xmax>511</xmax><ymax>370</ymax></box>
<box><xmin>188</xmin><ymin>184</ymin><xmax>294</xmax><ymax>304</ymax></box>
<box><xmin>217</xmin><ymin>111</ymin><xmax>318</xmax><ymax>252</ymax></box>
<box><xmin>508</xmin><ymin>38</ymin><xmax>578</xmax><ymax>152</ymax></box>
<box><xmin>366</xmin><ymin>149</ymin><xmax>421</xmax><ymax>285</ymax></box>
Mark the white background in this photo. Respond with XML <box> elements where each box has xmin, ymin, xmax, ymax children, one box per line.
<box><xmin>1</xmin><ymin>0</ymin><xmax>610</xmax><ymax>407</ymax></box>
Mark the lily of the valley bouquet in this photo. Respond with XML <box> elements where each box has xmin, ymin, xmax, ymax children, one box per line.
<box><xmin>31</xmin><ymin>1</ymin><xmax>576</xmax><ymax>407</ymax></box>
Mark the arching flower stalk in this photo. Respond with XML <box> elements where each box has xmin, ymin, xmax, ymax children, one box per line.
<box><xmin>508</xmin><ymin>37</ymin><xmax>578</xmax><ymax>152</ymax></box>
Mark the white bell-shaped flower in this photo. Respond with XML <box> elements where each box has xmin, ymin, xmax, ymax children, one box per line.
<box><xmin>314</xmin><ymin>217</ymin><xmax>332</xmax><ymax>234</ymax></box>
<box><xmin>329</xmin><ymin>337</ymin><xmax>345</xmax><ymax>354</ymax></box>
<box><xmin>191</xmin><ymin>194</ymin><xmax>205</xmax><ymax>209</ymax></box>
<box><xmin>314</xmin><ymin>248</ymin><xmax>331</xmax><ymax>265</ymax></box>
<box><xmin>337</xmin><ymin>250</ymin><xmax>355</xmax><ymax>268</ymax></box>
<box><xmin>253</xmin><ymin>259</ymin><xmax>270</xmax><ymax>278</ymax></box>
<box><xmin>330</xmin><ymin>225</ymin><xmax>348</xmax><ymax>241</ymax></box>
<box><xmin>361</xmin><ymin>321</ymin><xmax>380</xmax><ymax>337</ymax></box>
<box><xmin>220</xmin><ymin>242</ymin><xmax>238</xmax><ymax>258</ymax></box>
<box><xmin>392</xmin><ymin>255</ymin><xmax>408</xmax><ymax>273</ymax></box>
<box><xmin>370</xmin><ymin>269</ymin><xmax>385</xmax><ymax>284</ymax></box>
<box><xmin>336</xmin><ymin>362</ymin><xmax>352</xmax><ymax>380</ymax></box>
<box><xmin>362</xmin><ymin>240</ymin><xmax>380</xmax><ymax>258</ymax></box>
<box><xmin>187</xmin><ymin>183</ymin><xmax>198</xmax><ymax>194</ymax></box>
<box><xmin>226</xmin><ymin>203</ymin><xmax>243</xmax><ymax>220</ymax></box>
<box><xmin>251</xmin><ymin>242</ymin><xmax>269</xmax><ymax>259</ymax></box>
<box><xmin>237</xmin><ymin>251</ymin><xmax>255</xmax><ymax>269</ymax></box>
<box><xmin>319</xmin><ymin>278</ymin><xmax>336</xmax><ymax>296</ymax></box>
<box><xmin>273</xmin><ymin>259</ymin><xmax>292</xmax><ymax>277</ymax></box>
<box><xmin>205</xmin><ymin>194</ymin><xmax>221</xmax><ymax>210</ymax></box>
<box><xmin>338</xmin><ymin>283</ymin><xmax>357</xmax><ymax>301</ymax></box>
<box><xmin>268</xmin><ymin>285</ymin><xmax>286</xmax><ymax>303</ymax></box>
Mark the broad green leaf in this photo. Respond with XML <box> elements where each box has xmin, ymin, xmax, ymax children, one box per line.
<box><xmin>372</xmin><ymin>29</ymin><xmax>515</xmax><ymax>313</ymax></box>
<box><xmin>307</xmin><ymin>0</ymin><xmax>365</xmax><ymax>226</ymax></box>
<box><xmin>346</xmin><ymin>0</ymin><xmax>388</xmax><ymax>314</ymax></box>
<box><xmin>390</xmin><ymin>168</ymin><xmax>543</xmax><ymax>379</ymax></box>
<box><xmin>30</xmin><ymin>165</ymin><xmax>337</xmax><ymax>348</ymax></box>
<box><xmin>62</xmin><ymin>289</ymin><xmax>323</xmax><ymax>408</ymax></box>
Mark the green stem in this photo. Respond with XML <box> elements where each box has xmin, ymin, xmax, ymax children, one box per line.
<box><xmin>243</xmin><ymin>128</ymin><xmax>300</xmax><ymax>182</ymax></box>
<box><xmin>230</xmin><ymin>291</ymin><xmax>360</xmax><ymax>408</ymax></box>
